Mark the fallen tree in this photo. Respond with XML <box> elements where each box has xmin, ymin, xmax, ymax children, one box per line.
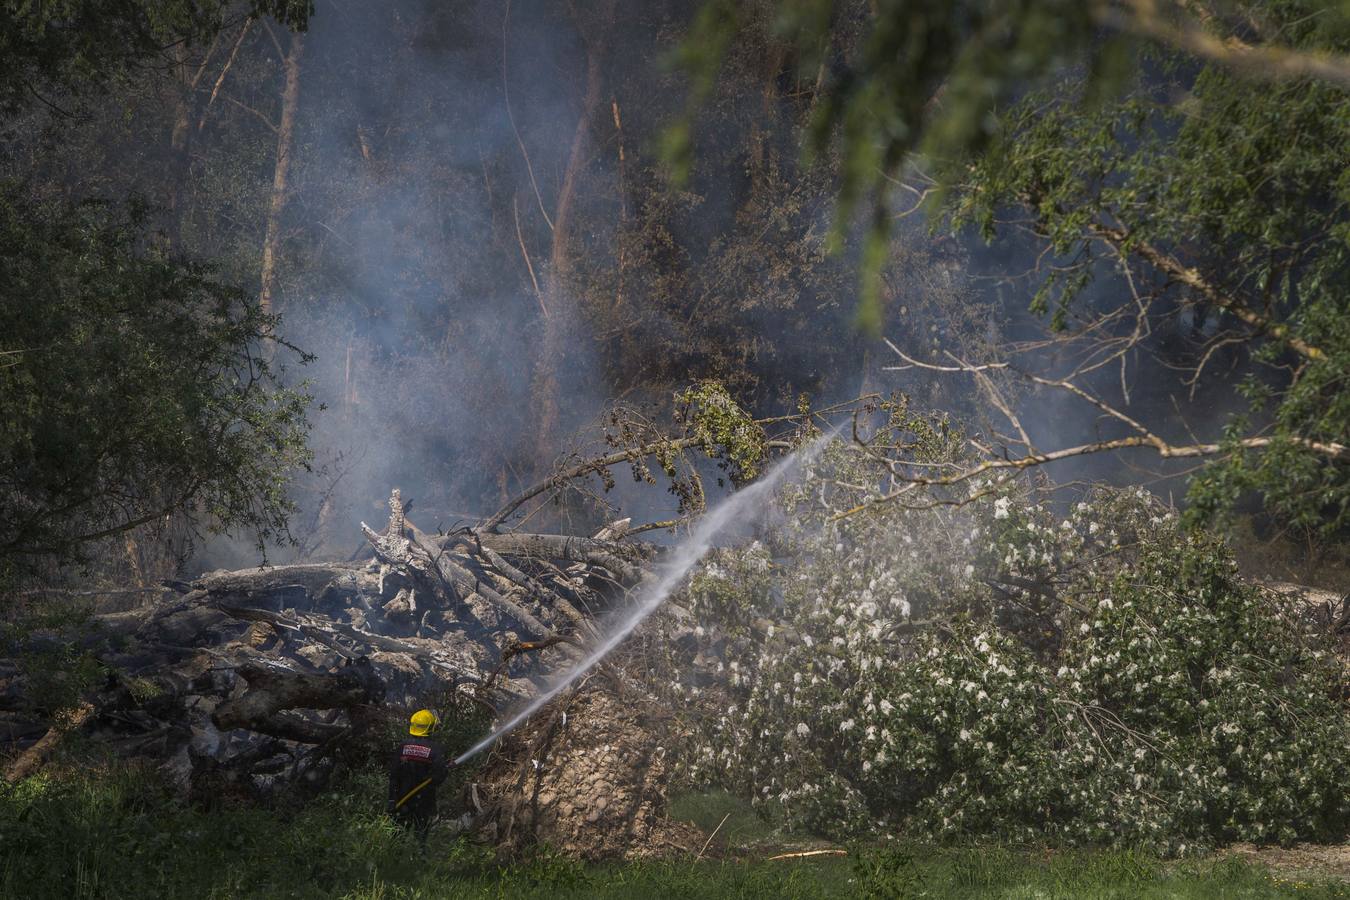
<box><xmin>0</xmin><ymin>484</ymin><xmax>662</xmax><ymax>800</ymax></box>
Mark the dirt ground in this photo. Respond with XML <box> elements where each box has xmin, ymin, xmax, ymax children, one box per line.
<box><xmin>1223</xmin><ymin>843</ymin><xmax>1350</xmax><ymax>882</ymax></box>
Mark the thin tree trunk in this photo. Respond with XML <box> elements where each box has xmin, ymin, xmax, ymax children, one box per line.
<box><xmin>165</xmin><ymin>36</ymin><xmax>219</xmax><ymax>250</ymax></box>
<box><xmin>611</xmin><ymin>97</ymin><xmax>627</xmax><ymax>320</ymax></box>
<box><xmin>259</xmin><ymin>33</ymin><xmax>305</xmax><ymax>333</ymax></box>
<box><xmin>529</xmin><ymin>6</ymin><xmax>612</xmax><ymax>476</ymax></box>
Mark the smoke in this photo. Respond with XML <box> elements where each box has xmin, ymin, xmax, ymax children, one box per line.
<box><xmin>0</xmin><ymin>0</ymin><xmax>1243</xmax><ymax>572</ymax></box>
<box><xmin>222</xmin><ymin>0</ymin><xmax>868</xmax><ymax>564</ymax></box>
<box><xmin>255</xmin><ymin>0</ymin><xmax>1206</xmax><ymax>564</ymax></box>
<box><xmin>196</xmin><ymin>0</ymin><xmax>619</xmax><ymax>564</ymax></box>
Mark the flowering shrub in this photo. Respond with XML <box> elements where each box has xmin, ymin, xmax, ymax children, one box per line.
<box><xmin>658</xmin><ymin>424</ymin><xmax>1348</xmax><ymax>851</ymax></box>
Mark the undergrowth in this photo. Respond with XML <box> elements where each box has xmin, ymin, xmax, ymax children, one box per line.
<box><xmin>664</xmin><ymin>433</ymin><xmax>1350</xmax><ymax>850</ymax></box>
<box><xmin>1</xmin><ymin>766</ymin><xmax>1346</xmax><ymax>899</ymax></box>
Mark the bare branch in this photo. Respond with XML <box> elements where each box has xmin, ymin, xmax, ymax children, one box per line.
<box><xmin>480</xmin><ymin>436</ymin><xmax>709</xmax><ymax>532</ymax></box>
<box><xmin>199</xmin><ymin>18</ymin><xmax>253</xmax><ymax>132</ymax></box>
<box><xmin>832</xmin><ymin>433</ymin><xmax>1346</xmax><ymax>522</ymax></box>
<box><xmin>1019</xmin><ymin>370</ymin><xmax>1158</xmax><ymax>442</ymax></box>
<box><xmin>881</xmin><ymin>337</ymin><xmax>1008</xmax><ymax>373</ymax></box>
<box><xmin>954</xmin><ymin>352</ymin><xmax>1038</xmax><ymax>454</ymax></box>
<box><xmin>221</xmin><ymin>92</ymin><xmax>278</xmax><ymax>133</ymax></box>
<box><xmin>866</xmin><ymin>337</ymin><xmax>1346</xmax><ymax>521</ymax></box>
<box><xmin>623</xmin><ymin>517</ymin><xmax>691</xmax><ymax>536</ymax></box>
<box><xmin>1185</xmin><ymin>334</ymin><xmax>1249</xmax><ymax>400</ymax></box>
<box><xmin>502</xmin><ymin>0</ymin><xmax>554</xmax><ymax>232</ymax></box>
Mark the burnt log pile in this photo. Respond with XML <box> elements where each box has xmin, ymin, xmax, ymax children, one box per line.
<box><xmin>0</xmin><ymin>489</ymin><xmax>657</xmax><ymax>802</ymax></box>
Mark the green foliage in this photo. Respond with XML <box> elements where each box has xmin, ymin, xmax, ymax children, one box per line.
<box><xmin>0</xmin><ymin>189</ymin><xmax>313</xmax><ymax>575</ymax></box>
<box><xmin>0</xmin><ymin>765</ymin><xmax>469</xmax><ymax>899</ymax></box>
<box><xmin>663</xmin><ymin>439</ymin><xmax>1349</xmax><ymax>851</ymax></box>
<box><xmin>676</xmin><ymin>381</ymin><xmax>770</xmax><ymax>484</ymax></box>
<box><xmin>0</xmin><ymin>0</ymin><xmax>315</xmax><ymax>576</ymax></box>
<box><xmin>852</xmin><ymin>845</ymin><xmax>924</xmax><ymax>899</ymax></box>
<box><xmin>0</xmin><ymin>593</ymin><xmax>104</xmax><ymax>718</ymax></box>
<box><xmin>676</xmin><ymin>1</ymin><xmax>1350</xmax><ymax>541</ymax></box>
<box><xmin>597</xmin><ymin>382</ymin><xmax>798</xmax><ymax>519</ymax></box>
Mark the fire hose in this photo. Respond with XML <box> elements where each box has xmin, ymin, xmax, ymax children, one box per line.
<box><xmin>393</xmin><ymin>777</ymin><xmax>433</xmax><ymax>811</ymax></box>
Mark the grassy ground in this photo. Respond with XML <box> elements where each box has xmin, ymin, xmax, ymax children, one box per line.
<box><xmin>1</xmin><ymin>766</ymin><xmax>1345</xmax><ymax>899</ymax></box>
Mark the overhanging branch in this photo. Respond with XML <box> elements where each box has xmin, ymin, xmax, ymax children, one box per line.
<box><xmin>1090</xmin><ymin>223</ymin><xmax>1326</xmax><ymax>362</ymax></box>
<box><xmin>1094</xmin><ymin>0</ymin><xmax>1350</xmax><ymax>89</ymax></box>
<box><xmin>480</xmin><ymin>436</ymin><xmax>709</xmax><ymax>532</ymax></box>
<box><xmin>833</xmin><ymin>432</ymin><xmax>1346</xmax><ymax>521</ymax></box>
<box><xmin>833</xmin><ymin>340</ymin><xmax>1347</xmax><ymax>521</ymax></box>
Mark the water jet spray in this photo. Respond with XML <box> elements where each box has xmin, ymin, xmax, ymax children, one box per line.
<box><xmin>454</xmin><ymin>432</ymin><xmax>835</xmax><ymax>765</ymax></box>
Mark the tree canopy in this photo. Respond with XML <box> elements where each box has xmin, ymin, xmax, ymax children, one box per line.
<box><xmin>0</xmin><ymin>192</ymin><xmax>312</xmax><ymax>580</ymax></box>
<box><xmin>0</xmin><ymin>3</ymin><xmax>314</xmax><ymax>585</ymax></box>
<box><xmin>679</xmin><ymin>0</ymin><xmax>1350</xmax><ymax>541</ymax></box>
<box><xmin>0</xmin><ymin>0</ymin><xmax>311</xmax><ymax>111</ymax></box>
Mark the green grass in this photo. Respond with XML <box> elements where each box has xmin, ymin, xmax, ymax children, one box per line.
<box><xmin>0</xmin><ymin>767</ymin><xmax>1345</xmax><ymax>899</ymax></box>
<box><xmin>668</xmin><ymin>788</ymin><xmax>784</xmax><ymax>847</ymax></box>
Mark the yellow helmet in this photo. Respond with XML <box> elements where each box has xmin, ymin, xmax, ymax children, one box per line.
<box><xmin>409</xmin><ymin>709</ymin><xmax>440</xmax><ymax>737</ymax></box>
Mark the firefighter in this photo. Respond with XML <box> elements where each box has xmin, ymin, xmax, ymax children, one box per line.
<box><xmin>387</xmin><ymin>708</ymin><xmax>452</xmax><ymax>847</ymax></box>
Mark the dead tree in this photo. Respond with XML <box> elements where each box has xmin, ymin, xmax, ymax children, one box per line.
<box><xmin>0</xmin><ymin>474</ymin><xmax>662</xmax><ymax>797</ymax></box>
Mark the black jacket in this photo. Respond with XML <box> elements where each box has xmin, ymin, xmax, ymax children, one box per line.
<box><xmin>386</xmin><ymin>737</ymin><xmax>451</xmax><ymax>815</ymax></box>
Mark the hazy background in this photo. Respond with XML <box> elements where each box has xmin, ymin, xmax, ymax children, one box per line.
<box><xmin>1</xmin><ymin>0</ymin><xmax>1251</xmax><ymax>574</ymax></box>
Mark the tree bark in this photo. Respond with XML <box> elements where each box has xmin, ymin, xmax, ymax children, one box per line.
<box><xmin>4</xmin><ymin>701</ymin><xmax>94</xmax><ymax>783</ymax></box>
<box><xmin>212</xmin><ymin>658</ymin><xmax>381</xmax><ymax>731</ymax></box>
<box><xmin>258</xmin><ymin>32</ymin><xmax>305</xmax><ymax>332</ymax></box>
